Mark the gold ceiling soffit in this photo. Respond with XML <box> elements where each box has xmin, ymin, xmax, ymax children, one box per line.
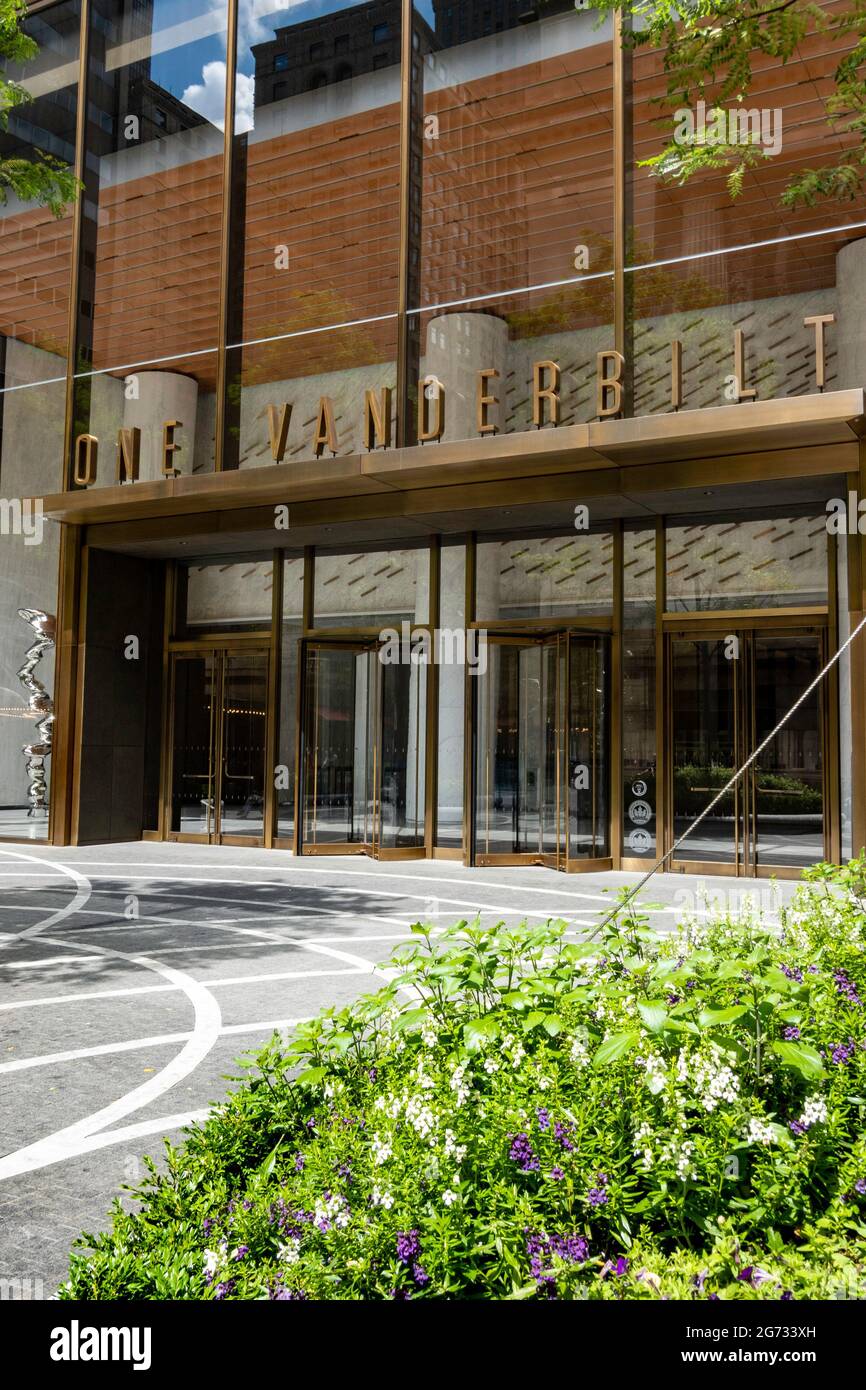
<box><xmin>39</xmin><ymin>390</ymin><xmax>866</xmax><ymax>526</ymax></box>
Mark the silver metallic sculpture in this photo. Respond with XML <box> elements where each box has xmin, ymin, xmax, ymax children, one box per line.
<box><xmin>17</xmin><ymin>608</ymin><xmax>55</xmax><ymax>818</ymax></box>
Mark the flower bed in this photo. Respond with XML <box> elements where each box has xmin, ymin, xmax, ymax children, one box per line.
<box><xmin>63</xmin><ymin>859</ymin><xmax>866</xmax><ymax>1301</ymax></box>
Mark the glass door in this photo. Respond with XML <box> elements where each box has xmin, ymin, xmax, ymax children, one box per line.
<box><xmin>169</xmin><ymin>652</ymin><xmax>219</xmax><ymax>840</ymax></box>
<box><xmin>668</xmin><ymin>636</ymin><xmax>741</xmax><ymax>869</ymax></box>
<box><xmin>749</xmin><ymin>632</ymin><xmax>825</xmax><ymax>872</ymax></box>
<box><xmin>168</xmin><ymin>648</ymin><xmax>269</xmax><ymax>845</ymax></box>
<box><xmin>218</xmin><ymin>651</ymin><xmax>269</xmax><ymax>842</ymax></box>
<box><xmin>667</xmin><ymin>627</ymin><xmax>827</xmax><ymax>875</ymax></box>
<box><xmin>473</xmin><ymin>633</ymin><xmax>610</xmax><ymax>868</ymax></box>
<box><xmin>300</xmin><ymin>642</ymin><xmax>426</xmax><ymax>857</ymax></box>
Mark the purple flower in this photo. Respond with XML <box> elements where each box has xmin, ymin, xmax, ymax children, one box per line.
<box><xmin>807</xmin><ymin>964</ymin><xmax>819</xmax><ymax>975</ymax></box>
<box><xmin>232</xmin><ymin>1245</ymin><xmax>249</xmax><ymax>1261</ymax></box>
<box><xmin>509</xmin><ymin>1132</ymin><xmax>540</xmax><ymax>1172</ymax></box>
<box><xmin>396</xmin><ymin>1230</ymin><xmax>421</xmax><ymax>1265</ymax></box>
<box><xmin>412</xmin><ymin>1264</ymin><xmax>430</xmax><ymax>1287</ymax></box>
<box><xmin>390</xmin><ymin>1287</ymin><xmax>411</xmax><ymax>1300</ymax></box>
<box><xmin>782</xmin><ymin>965</ymin><xmax>804</xmax><ymax>983</ymax></box>
<box><xmin>613</xmin><ymin>1256</ymin><xmax>629</xmax><ymax>1276</ymax></box>
<box><xmin>587</xmin><ymin>1186</ymin><xmax>609</xmax><ymax>1207</ymax></box>
<box><xmin>242</xmin><ymin>1200</ymin><xmax>252</xmax><ymax>1211</ymax></box>
<box><xmin>537</xmin><ymin>1108</ymin><xmax>550</xmax><ymax>1132</ymax></box>
<box><xmin>269</xmin><ymin>1284</ymin><xmax>307</xmax><ymax>1300</ymax></box>
<box><xmin>203</xmin><ymin>1218</ymin><xmax>214</xmax><ymax>1235</ymax></box>
<box><xmin>337</xmin><ymin>1162</ymin><xmax>352</xmax><ymax>1180</ymax></box>
<box><xmin>549</xmin><ymin>1166</ymin><xmax>565</xmax><ymax>1181</ymax></box>
<box><xmin>526</xmin><ymin>1230</ymin><xmax>589</xmax><ymax>1293</ymax></box>
<box><xmin>554</xmin><ymin>1120</ymin><xmax>574</xmax><ymax>1152</ymax></box>
<box><xmin>830</xmin><ymin>1038</ymin><xmax>856</xmax><ymax>1065</ymax></box>
<box><xmin>369</xmin><ymin>1067</ymin><xmax>378</xmax><ymax>1082</ymax></box>
<box><xmin>294</xmin><ymin>1152</ymin><xmax>305</xmax><ymax>1172</ymax></box>
<box><xmin>833</xmin><ymin>971</ymin><xmax>863</xmax><ymax>1007</ymax></box>
<box><xmin>783</xmin><ymin>1025</ymin><xmax>801</xmax><ymax>1041</ymax></box>
<box><xmin>789</xmin><ymin>1120</ymin><xmax>807</xmax><ymax>1137</ymax></box>
<box><xmin>781</xmin><ymin>1290</ymin><xmax>793</xmax><ymax>1301</ymax></box>
<box><xmin>214</xmin><ymin>1279</ymin><xmax>236</xmax><ymax>1300</ymax></box>
<box><xmin>855</xmin><ymin>1178</ymin><xmax>866</xmax><ymax>1195</ymax></box>
<box><xmin>666</xmin><ymin>993</ymin><xmax>680</xmax><ymax>1006</ymax></box>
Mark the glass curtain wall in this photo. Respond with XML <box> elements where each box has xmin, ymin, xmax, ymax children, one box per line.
<box><xmin>223</xmin><ymin>0</ymin><xmax>402</xmax><ymax>470</ymax></box>
<box><xmin>629</xmin><ymin>10</ymin><xmax>866</xmax><ymax>414</ymax></box>
<box><xmin>0</xmin><ymin>1</ymin><xmax>80</xmax><ymax>838</ymax></box>
<box><xmin>74</xmin><ymin>0</ymin><xmax>228</xmax><ymax>485</ymax></box>
<box><xmin>407</xmin><ymin>0</ymin><xmax>615</xmax><ymax>441</ymax></box>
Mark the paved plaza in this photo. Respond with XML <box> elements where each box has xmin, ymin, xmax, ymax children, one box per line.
<box><xmin>0</xmin><ymin>843</ymin><xmax>800</xmax><ymax>1297</ymax></box>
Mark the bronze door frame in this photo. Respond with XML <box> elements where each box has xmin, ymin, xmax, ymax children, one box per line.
<box><xmin>472</xmin><ymin>629</ymin><xmax>613</xmax><ymax>872</ymax></box>
<box><xmin>298</xmin><ymin>639</ymin><xmax>427</xmax><ymax>862</ymax></box>
<box><xmin>165</xmin><ymin>643</ymin><xmax>270</xmax><ymax>847</ymax></box>
<box><xmin>663</xmin><ymin>618</ymin><xmax>831</xmax><ymax>879</ymax></box>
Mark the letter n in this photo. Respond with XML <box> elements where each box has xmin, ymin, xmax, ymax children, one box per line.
<box><xmin>115</xmin><ymin>426</ymin><xmax>141</xmax><ymax>483</ymax></box>
<box><xmin>364</xmin><ymin>387</ymin><xmax>392</xmax><ymax>450</ymax></box>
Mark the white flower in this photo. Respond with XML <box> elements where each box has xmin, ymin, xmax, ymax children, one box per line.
<box><xmin>797</xmin><ymin>1095</ymin><xmax>828</xmax><ymax>1130</ymax></box>
<box><xmin>443</xmin><ymin>1129</ymin><xmax>467</xmax><ymax>1162</ymax></box>
<box><xmin>449</xmin><ymin>1063</ymin><xmax>470</xmax><ymax>1106</ymax></box>
<box><xmin>405</xmin><ymin>1094</ymin><xmax>436</xmax><ymax>1139</ymax></box>
<box><xmin>689</xmin><ymin>1045</ymin><xmax>740</xmax><ymax>1112</ymax></box>
<box><xmin>746</xmin><ymin>1116</ymin><xmax>776</xmax><ymax>1146</ymax></box>
<box><xmin>483</xmin><ymin>1057</ymin><xmax>499</xmax><ymax>1075</ymax></box>
<box><xmin>537</xmin><ymin>1075</ymin><xmax>552</xmax><ymax>1091</ymax></box>
<box><xmin>421</xmin><ymin>1021</ymin><xmax>438</xmax><ymax>1047</ymax></box>
<box><xmin>642</xmin><ymin>1053</ymin><xmax>667</xmax><ymax>1095</ymax></box>
<box><xmin>314</xmin><ymin>1192</ymin><xmax>350</xmax><ymax>1230</ymax></box>
<box><xmin>569</xmin><ymin>1029</ymin><xmax>591</xmax><ymax>1068</ymax></box>
<box><xmin>203</xmin><ymin>1248</ymin><xmax>220</xmax><ymax>1278</ymax></box>
<box><xmin>442</xmin><ymin>1188</ymin><xmax>458</xmax><ymax>1207</ymax></box>
<box><xmin>278</xmin><ymin>1238</ymin><xmax>300</xmax><ymax>1265</ymax></box>
<box><xmin>633</xmin><ymin>1121</ymin><xmax>654</xmax><ymax>1171</ymax></box>
<box><xmin>372</xmin><ymin>1186</ymin><xmax>394</xmax><ymax>1210</ymax></box>
<box><xmin>371</xmin><ymin>1133</ymin><xmax>392</xmax><ymax>1166</ymax></box>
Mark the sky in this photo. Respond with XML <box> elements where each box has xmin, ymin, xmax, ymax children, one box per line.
<box><xmin>146</xmin><ymin>0</ymin><xmax>437</xmax><ymax>131</ymax></box>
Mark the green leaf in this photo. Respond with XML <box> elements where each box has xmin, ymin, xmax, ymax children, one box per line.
<box><xmin>593</xmin><ymin>1031</ymin><xmax>640</xmax><ymax>1068</ymax></box>
<box><xmin>638</xmin><ymin>1002</ymin><xmax>669</xmax><ymax>1034</ymax></box>
<box><xmin>771</xmin><ymin>1041</ymin><xmax>825</xmax><ymax>1080</ymax></box>
<box><xmin>463</xmin><ymin>1016</ymin><xmax>499</xmax><ymax>1051</ymax></box>
<box><xmin>542</xmin><ymin>1014</ymin><xmax>563</xmax><ymax>1037</ymax></box>
<box><xmin>698</xmin><ymin>1004</ymin><xmax>749</xmax><ymax>1028</ymax></box>
<box><xmin>296</xmin><ymin>1066</ymin><xmax>328</xmax><ymax>1088</ymax></box>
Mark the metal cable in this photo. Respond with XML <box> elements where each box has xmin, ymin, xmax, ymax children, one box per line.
<box><xmin>590</xmin><ymin>609</ymin><xmax>866</xmax><ymax>938</ymax></box>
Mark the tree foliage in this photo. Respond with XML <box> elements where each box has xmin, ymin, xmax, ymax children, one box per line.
<box><xmin>593</xmin><ymin>0</ymin><xmax>866</xmax><ymax>207</ymax></box>
<box><xmin>1</xmin><ymin>0</ymin><xmax>79</xmax><ymax>216</ymax></box>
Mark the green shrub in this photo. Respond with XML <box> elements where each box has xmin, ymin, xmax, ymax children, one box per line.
<box><xmin>63</xmin><ymin>858</ymin><xmax>866</xmax><ymax>1301</ymax></box>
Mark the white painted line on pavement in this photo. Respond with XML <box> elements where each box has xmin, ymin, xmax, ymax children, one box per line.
<box><xmin>0</xmin><ymin>964</ymin><xmax>366</xmax><ymax>1012</ymax></box>
<box><xmin>0</xmin><ymin>1016</ymin><xmax>314</xmax><ymax>1074</ymax></box>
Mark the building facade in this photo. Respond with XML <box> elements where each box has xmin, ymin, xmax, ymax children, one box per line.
<box><xmin>1</xmin><ymin>0</ymin><xmax>865</xmax><ymax>876</ymax></box>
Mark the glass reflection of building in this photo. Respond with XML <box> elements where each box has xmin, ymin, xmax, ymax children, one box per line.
<box><xmin>0</xmin><ymin>0</ymin><xmax>864</xmax><ymax>876</ymax></box>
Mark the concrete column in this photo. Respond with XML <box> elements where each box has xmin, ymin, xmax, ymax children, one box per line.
<box><xmin>122</xmin><ymin>371</ymin><xmax>198</xmax><ymax>482</ymax></box>
<box><xmin>436</xmin><ymin>545</ymin><xmax>466</xmax><ymax>845</ymax></box>
<box><xmin>403</xmin><ymin>548</ymin><xmax>430</xmax><ymax>839</ymax></box>
<box><xmin>837</xmin><ymin>241</ymin><xmax>866</xmax><ymax>856</ymax></box>
<box><xmin>835</xmin><ymin>239</ymin><xmax>866</xmax><ymax>389</ymax></box>
<box><xmin>421</xmin><ymin>312</ymin><xmax>509</xmax><ymax>442</ymax></box>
